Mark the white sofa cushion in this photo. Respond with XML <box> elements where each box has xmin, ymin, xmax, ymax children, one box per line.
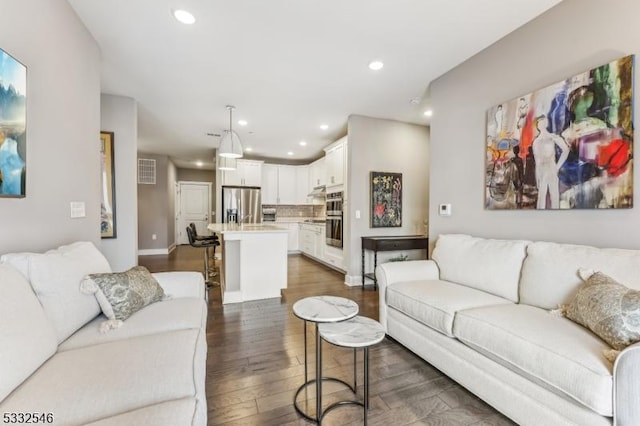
<box><xmin>520</xmin><ymin>241</ymin><xmax>640</xmax><ymax>310</ymax></box>
<box><xmin>0</xmin><ymin>252</ymin><xmax>33</xmax><ymax>279</ymax></box>
<box><xmin>84</xmin><ymin>398</ymin><xmax>197</xmax><ymax>426</ymax></box>
<box><xmin>153</xmin><ymin>271</ymin><xmax>205</xmax><ymax>299</ymax></box>
<box><xmin>0</xmin><ymin>264</ymin><xmax>57</xmax><ymax>402</ymax></box>
<box><xmin>28</xmin><ymin>241</ymin><xmax>112</xmax><ymax>343</ymax></box>
<box><xmin>386</xmin><ymin>279</ymin><xmax>512</xmax><ymax>337</ymax></box>
<box><xmin>0</xmin><ymin>329</ymin><xmax>202</xmax><ymax>425</ymax></box>
<box><xmin>431</xmin><ymin>234</ymin><xmax>528</xmax><ymax>302</ymax></box>
<box><xmin>59</xmin><ymin>297</ymin><xmax>208</xmax><ymax>351</ymax></box>
<box><xmin>453</xmin><ymin>304</ymin><xmax>613</xmax><ymax>416</ymax></box>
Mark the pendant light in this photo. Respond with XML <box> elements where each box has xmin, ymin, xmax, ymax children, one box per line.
<box><xmin>218</xmin><ymin>140</ymin><xmax>237</xmax><ymax>170</ymax></box>
<box><xmin>218</xmin><ymin>105</ymin><xmax>243</xmax><ymax>158</ymax></box>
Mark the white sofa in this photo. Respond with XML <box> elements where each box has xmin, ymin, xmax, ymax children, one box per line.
<box><xmin>0</xmin><ymin>242</ymin><xmax>208</xmax><ymax>426</ymax></box>
<box><xmin>377</xmin><ymin>234</ymin><xmax>640</xmax><ymax>426</ymax></box>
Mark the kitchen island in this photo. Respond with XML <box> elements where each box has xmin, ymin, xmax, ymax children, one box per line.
<box><xmin>208</xmin><ymin>223</ymin><xmax>289</xmax><ymax>304</ymax></box>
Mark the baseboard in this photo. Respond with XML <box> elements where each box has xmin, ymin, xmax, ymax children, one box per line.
<box><xmin>345</xmin><ymin>274</ymin><xmax>376</xmax><ymax>287</ymax></box>
<box><xmin>168</xmin><ymin>243</ymin><xmax>176</xmax><ymax>254</ymax></box>
<box><xmin>138</xmin><ymin>248</ymin><xmax>170</xmax><ymax>256</ymax></box>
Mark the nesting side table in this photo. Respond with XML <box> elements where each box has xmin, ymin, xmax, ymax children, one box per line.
<box><xmin>319</xmin><ymin>316</ymin><xmax>385</xmax><ymax>425</ymax></box>
<box><xmin>292</xmin><ymin>296</ymin><xmax>359</xmax><ymax>423</ymax></box>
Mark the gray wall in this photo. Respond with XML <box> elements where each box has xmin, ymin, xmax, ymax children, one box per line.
<box><xmin>100</xmin><ymin>95</ymin><xmax>138</xmax><ymax>271</ymax></box>
<box><xmin>167</xmin><ymin>161</ymin><xmax>176</xmax><ymax>248</ymax></box>
<box><xmin>345</xmin><ymin>115</ymin><xmax>430</xmax><ymax>281</ymax></box>
<box><xmin>430</xmin><ymin>0</ymin><xmax>640</xmax><ymax>249</ymax></box>
<box><xmin>0</xmin><ymin>0</ymin><xmax>101</xmax><ymax>253</ymax></box>
<box><xmin>137</xmin><ymin>154</ymin><xmax>175</xmax><ymax>251</ymax></box>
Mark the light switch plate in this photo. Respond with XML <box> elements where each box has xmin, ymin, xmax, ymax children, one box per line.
<box><xmin>355</xmin><ymin>210</ymin><xmax>361</xmax><ymax>219</ymax></box>
<box><xmin>70</xmin><ymin>201</ymin><xmax>86</xmax><ymax>218</ymax></box>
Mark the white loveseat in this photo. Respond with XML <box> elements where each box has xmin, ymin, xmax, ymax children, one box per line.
<box><xmin>0</xmin><ymin>242</ymin><xmax>208</xmax><ymax>426</ymax></box>
<box><xmin>377</xmin><ymin>234</ymin><xmax>640</xmax><ymax>426</ymax></box>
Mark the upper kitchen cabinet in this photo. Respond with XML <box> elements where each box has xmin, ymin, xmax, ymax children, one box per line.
<box><xmin>309</xmin><ymin>157</ymin><xmax>326</xmax><ymax>188</ymax></box>
<box><xmin>261</xmin><ymin>164</ymin><xmax>310</xmax><ymax>205</ymax></box>
<box><xmin>222</xmin><ymin>159</ymin><xmax>263</xmax><ymax>187</ymax></box>
<box><xmin>324</xmin><ymin>137</ymin><xmax>346</xmax><ymax>188</ymax></box>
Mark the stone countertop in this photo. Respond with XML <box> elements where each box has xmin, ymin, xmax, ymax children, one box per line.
<box><xmin>207</xmin><ymin>223</ymin><xmax>288</xmax><ymax>234</ymax></box>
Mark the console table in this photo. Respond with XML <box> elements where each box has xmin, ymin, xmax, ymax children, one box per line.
<box><xmin>361</xmin><ymin>235</ymin><xmax>429</xmax><ymax>289</ymax></box>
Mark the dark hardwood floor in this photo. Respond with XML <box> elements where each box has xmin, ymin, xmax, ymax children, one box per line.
<box><xmin>140</xmin><ymin>246</ymin><xmax>514</xmax><ymax>426</ymax></box>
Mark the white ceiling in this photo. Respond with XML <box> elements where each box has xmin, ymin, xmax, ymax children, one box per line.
<box><xmin>68</xmin><ymin>0</ymin><xmax>562</xmax><ymax>169</ymax></box>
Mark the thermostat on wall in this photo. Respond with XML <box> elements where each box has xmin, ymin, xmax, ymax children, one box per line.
<box><xmin>439</xmin><ymin>204</ymin><xmax>452</xmax><ymax>216</ymax></box>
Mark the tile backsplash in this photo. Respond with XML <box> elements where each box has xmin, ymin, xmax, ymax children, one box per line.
<box><xmin>263</xmin><ymin>204</ymin><xmax>326</xmax><ymax>218</ymax></box>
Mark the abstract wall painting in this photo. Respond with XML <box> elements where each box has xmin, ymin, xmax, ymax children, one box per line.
<box><xmin>0</xmin><ymin>48</ymin><xmax>26</xmax><ymax>198</ymax></box>
<box><xmin>371</xmin><ymin>171</ymin><xmax>402</xmax><ymax>227</ymax></box>
<box><xmin>486</xmin><ymin>55</ymin><xmax>634</xmax><ymax>210</ymax></box>
<box><xmin>100</xmin><ymin>131</ymin><xmax>116</xmax><ymax>238</ymax></box>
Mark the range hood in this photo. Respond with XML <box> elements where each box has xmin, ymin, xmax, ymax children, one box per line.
<box><xmin>307</xmin><ymin>185</ymin><xmax>326</xmax><ymax>197</ymax></box>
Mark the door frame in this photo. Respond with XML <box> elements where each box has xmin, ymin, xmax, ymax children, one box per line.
<box><xmin>175</xmin><ymin>181</ymin><xmax>213</xmax><ymax>245</ymax></box>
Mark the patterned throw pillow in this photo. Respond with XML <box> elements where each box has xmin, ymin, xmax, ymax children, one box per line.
<box><xmin>80</xmin><ymin>266</ymin><xmax>165</xmax><ymax>321</ymax></box>
<box><xmin>565</xmin><ymin>270</ymin><xmax>640</xmax><ymax>351</ymax></box>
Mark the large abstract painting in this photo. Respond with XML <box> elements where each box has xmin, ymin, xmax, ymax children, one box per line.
<box><xmin>371</xmin><ymin>171</ymin><xmax>402</xmax><ymax>228</ymax></box>
<box><xmin>0</xmin><ymin>48</ymin><xmax>26</xmax><ymax>198</ymax></box>
<box><xmin>486</xmin><ymin>55</ymin><xmax>634</xmax><ymax>210</ymax></box>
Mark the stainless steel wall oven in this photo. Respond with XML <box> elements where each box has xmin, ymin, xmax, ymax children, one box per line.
<box><xmin>326</xmin><ymin>191</ymin><xmax>343</xmax><ymax>247</ymax></box>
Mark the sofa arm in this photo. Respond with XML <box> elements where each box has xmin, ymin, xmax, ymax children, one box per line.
<box><xmin>376</xmin><ymin>260</ymin><xmax>440</xmax><ymax>331</ymax></box>
<box><xmin>614</xmin><ymin>341</ymin><xmax>640</xmax><ymax>425</ymax></box>
<box><xmin>152</xmin><ymin>271</ymin><xmax>205</xmax><ymax>299</ymax></box>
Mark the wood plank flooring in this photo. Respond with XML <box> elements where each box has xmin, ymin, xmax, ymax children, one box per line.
<box><xmin>139</xmin><ymin>246</ymin><xmax>515</xmax><ymax>426</ymax></box>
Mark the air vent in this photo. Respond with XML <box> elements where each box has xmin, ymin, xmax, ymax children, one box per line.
<box><xmin>137</xmin><ymin>158</ymin><xmax>156</xmax><ymax>184</ymax></box>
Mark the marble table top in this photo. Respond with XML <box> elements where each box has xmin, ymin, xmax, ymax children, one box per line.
<box><xmin>319</xmin><ymin>316</ymin><xmax>385</xmax><ymax>348</ymax></box>
<box><xmin>293</xmin><ymin>296</ymin><xmax>358</xmax><ymax>323</ymax></box>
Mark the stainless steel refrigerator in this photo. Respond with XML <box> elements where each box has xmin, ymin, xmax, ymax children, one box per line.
<box><xmin>222</xmin><ymin>186</ymin><xmax>262</xmax><ymax>224</ymax></box>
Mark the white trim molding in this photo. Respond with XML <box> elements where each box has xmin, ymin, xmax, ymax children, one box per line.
<box><xmin>138</xmin><ymin>248</ymin><xmax>170</xmax><ymax>256</ymax></box>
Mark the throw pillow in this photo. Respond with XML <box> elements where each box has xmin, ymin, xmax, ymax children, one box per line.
<box><xmin>81</xmin><ymin>266</ymin><xmax>165</xmax><ymax>322</ymax></box>
<box><xmin>564</xmin><ymin>270</ymin><xmax>640</xmax><ymax>352</ymax></box>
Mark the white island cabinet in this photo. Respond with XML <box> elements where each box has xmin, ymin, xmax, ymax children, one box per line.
<box><xmin>208</xmin><ymin>223</ymin><xmax>288</xmax><ymax>304</ymax></box>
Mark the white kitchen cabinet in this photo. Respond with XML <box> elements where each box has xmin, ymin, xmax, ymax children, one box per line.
<box><xmin>309</xmin><ymin>157</ymin><xmax>326</xmax><ymax>188</ymax></box>
<box><xmin>299</xmin><ymin>223</ymin><xmax>324</xmax><ymax>260</ymax></box>
<box><xmin>324</xmin><ymin>138</ymin><xmax>346</xmax><ymax>188</ymax></box>
<box><xmin>287</xmin><ymin>223</ymin><xmax>299</xmax><ymax>252</ymax></box>
<box><xmin>223</xmin><ymin>159</ymin><xmax>263</xmax><ymax>187</ymax></box>
<box><xmin>295</xmin><ymin>166</ymin><xmax>310</xmax><ymax>204</ymax></box>
<box><xmin>261</xmin><ymin>164</ymin><xmax>278</xmax><ymax>204</ymax></box>
<box><xmin>276</xmin><ymin>165</ymin><xmax>297</xmax><ymax>205</ymax></box>
<box><xmin>317</xmin><ymin>226</ymin><xmax>326</xmax><ymax>261</ymax></box>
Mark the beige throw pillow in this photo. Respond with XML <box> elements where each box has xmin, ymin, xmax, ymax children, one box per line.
<box><xmin>565</xmin><ymin>270</ymin><xmax>640</xmax><ymax>352</ymax></box>
<box><xmin>81</xmin><ymin>266</ymin><xmax>165</xmax><ymax>321</ymax></box>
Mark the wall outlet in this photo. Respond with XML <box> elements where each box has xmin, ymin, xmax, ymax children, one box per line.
<box><xmin>439</xmin><ymin>204</ymin><xmax>452</xmax><ymax>216</ymax></box>
<box><xmin>355</xmin><ymin>210</ymin><xmax>361</xmax><ymax>219</ymax></box>
<box><xmin>152</xmin><ymin>234</ymin><xmax>157</xmax><ymax>240</ymax></box>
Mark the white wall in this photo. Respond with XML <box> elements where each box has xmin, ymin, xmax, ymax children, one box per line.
<box><xmin>0</xmin><ymin>0</ymin><xmax>101</xmax><ymax>253</ymax></box>
<box><xmin>345</xmin><ymin>115</ymin><xmax>430</xmax><ymax>282</ymax></box>
<box><xmin>100</xmin><ymin>94</ymin><xmax>138</xmax><ymax>271</ymax></box>
<box><xmin>430</xmin><ymin>0</ymin><xmax>640</xmax><ymax>249</ymax></box>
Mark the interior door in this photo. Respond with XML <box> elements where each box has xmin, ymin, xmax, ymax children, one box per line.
<box><xmin>177</xmin><ymin>182</ymin><xmax>211</xmax><ymax>245</ymax></box>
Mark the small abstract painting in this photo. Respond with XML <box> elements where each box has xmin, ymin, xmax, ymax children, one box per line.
<box><xmin>371</xmin><ymin>171</ymin><xmax>402</xmax><ymax>228</ymax></box>
<box><xmin>486</xmin><ymin>55</ymin><xmax>634</xmax><ymax>210</ymax></box>
<box><xmin>0</xmin><ymin>48</ymin><xmax>26</xmax><ymax>198</ymax></box>
<box><xmin>100</xmin><ymin>131</ymin><xmax>116</xmax><ymax>238</ymax></box>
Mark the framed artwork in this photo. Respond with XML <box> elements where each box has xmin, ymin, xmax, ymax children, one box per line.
<box><xmin>370</xmin><ymin>171</ymin><xmax>402</xmax><ymax>228</ymax></box>
<box><xmin>100</xmin><ymin>131</ymin><xmax>116</xmax><ymax>238</ymax></box>
<box><xmin>0</xmin><ymin>48</ymin><xmax>27</xmax><ymax>198</ymax></box>
<box><xmin>486</xmin><ymin>55</ymin><xmax>634</xmax><ymax>210</ymax></box>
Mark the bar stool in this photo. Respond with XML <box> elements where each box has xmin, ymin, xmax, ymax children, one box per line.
<box><xmin>186</xmin><ymin>226</ymin><xmax>218</xmax><ymax>285</ymax></box>
<box><xmin>189</xmin><ymin>223</ymin><xmax>219</xmax><ymax>260</ymax></box>
<box><xmin>318</xmin><ymin>316</ymin><xmax>385</xmax><ymax>425</ymax></box>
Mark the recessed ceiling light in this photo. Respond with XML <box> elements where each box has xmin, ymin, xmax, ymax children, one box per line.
<box><xmin>368</xmin><ymin>60</ymin><xmax>384</xmax><ymax>71</ymax></box>
<box><xmin>299</xmin><ymin>141</ymin><xmax>307</xmax><ymax>146</ymax></box>
<box><xmin>237</xmin><ymin>120</ymin><xmax>248</xmax><ymax>126</ymax></box>
<box><xmin>195</xmin><ymin>161</ymin><xmax>203</xmax><ymax>167</ymax></box>
<box><xmin>320</xmin><ymin>124</ymin><xmax>329</xmax><ymax>130</ymax></box>
<box><xmin>245</xmin><ymin>147</ymin><xmax>253</xmax><ymax>152</ymax></box>
<box><xmin>424</xmin><ymin>109</ymin><xmax>433</xmax><ymax>117</ymax></box>
<box><xmin>287</xmin><ymin>151</ymin><xmax>294</xmax><ymax>156</ymax></box>
<box><xmin>173</xmin><ymin>9</ymin><xmax>196</xmax><ymax>25</ymax></box>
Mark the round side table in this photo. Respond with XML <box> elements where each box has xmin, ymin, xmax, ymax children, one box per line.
<box><xmin>292</xmin><ymin>296</ymin><xmax>359</xmax><ymax>423</ymax></box>
<box><xmin>319</xmin><ymin>316</ymin><xmax>385</xmax><ymax>426</ymax></box>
